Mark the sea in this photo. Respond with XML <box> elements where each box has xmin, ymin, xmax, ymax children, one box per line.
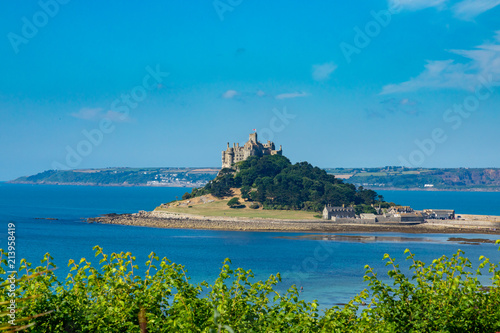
<box><xmin>1</xmin><ymin>183</ymin><xmax>499</xmax><ymax>308</ymax></box>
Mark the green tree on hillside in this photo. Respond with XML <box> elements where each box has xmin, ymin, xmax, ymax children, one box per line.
<box><xmin>240</xmin><ymin>185</ymin><xmax>251</xmax><ymax>200</ymax></box>
<box><xmin>227</xmin><ymin>197</ymin><xmax>240</xmax><ymax>207</ymax></box>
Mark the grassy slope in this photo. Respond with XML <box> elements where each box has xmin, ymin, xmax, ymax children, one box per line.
<box><xmin>155</xmin><ymin>190</ymin><xmax>319</xmax><ymax>220</ymax></box>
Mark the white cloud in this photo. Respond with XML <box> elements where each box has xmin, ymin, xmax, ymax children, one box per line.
<box><xmin>222</xmin><ymin>90</ymin><xmax>239</xmax><ymax>99</ymax></box>
<box><xmin>103</xmin><ymin>110</ymin><xmax>131</xmax><ymax>122</ymax></box>
<box><xmin>381</xmin><ymin>31</ymin><xmax>500</xmax><ymax>94</ymax></box>
<box><xmin>366</xmin><ymin>98</ymin><xmax>421</xmax><ymax>118</ymax></box>
<box><xmin>453</xmin><ymin>0</ymin><xmax>500</xmax><ymax>20</ymax></box>
<box><xmin>275</xmin><ymin>91</ymin><xmax>309</xmax><ymax>100</ymax></box>
<box><xmin>256</xmin><ymin>90</ymin><xmax>266</xmax><ymax>97</ymax></box>
<box><xmin>71</xmin><ymin>107</ymin><xmax>102</xmax><ymax>120</ymax></box>
<box><xmin>389</xmin><ymin>0</ymin><xmax>500</xmax><ymax>19</ymax></box>
<box><xmin>389</xmin><ymin>0</ymin><xmax>447</xmax><ymax>11</ymax></box>
<box><xmin>71</xmin><ymin>107</ymin><xmax>130</xmax><ymax>122</ymax></box>
<box><xmin>381</xmin><ymin>60</ymin><xmax>471</xmax><ymax>94</ymax></box>
<box><xmin>382</xmin><ymin>97</ymin><xmax>421</xmax><ymax>113</ymax></box>
<box><xmin>312</xmin><ymin>62</ymin><xmax>337</xmax><ymax>81</ymax></box>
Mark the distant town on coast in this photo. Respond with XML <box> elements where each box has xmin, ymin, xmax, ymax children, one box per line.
<box><xmin>11</xmin><ymin>164</ymin><xmax>500</xmax><ymax>191</ymax></box>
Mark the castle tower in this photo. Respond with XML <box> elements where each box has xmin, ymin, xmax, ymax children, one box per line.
<box><xmin>249</xmin><ymin>132</ymin><xmax>257</xmax><ymax>143</ymax></box>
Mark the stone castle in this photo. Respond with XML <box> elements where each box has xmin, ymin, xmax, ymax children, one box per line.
<box><xmin>221</xmin><ymin>132</ymin><xmax>282</xmax><ymax>168</ymax></box>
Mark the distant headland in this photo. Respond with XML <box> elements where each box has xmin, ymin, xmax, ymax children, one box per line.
<box><xmin>9</xmin><ymin>132</ymin><xmax>500</xmax><ymax>191</ymax></box>
<box><xmin>8</xmin><ymin>167</ymin><xmax>219</xmax><ymax>187</ymax></box>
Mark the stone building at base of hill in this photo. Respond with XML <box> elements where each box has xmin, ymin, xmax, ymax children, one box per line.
<box><xmin>221</xmin><ymin>132</ymin><xmax>282</xmax><ymax>168</ymax></box>
<box><xmin>322</xmin><ymin>205</ymin><xmax>356</xmax><ymax>220</ymax></box>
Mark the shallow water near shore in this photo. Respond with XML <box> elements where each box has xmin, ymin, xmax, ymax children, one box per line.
<box><xmin>1</xmin><ymin>183</ymin><xmax>500</xmax><ymax>307</ymax></box>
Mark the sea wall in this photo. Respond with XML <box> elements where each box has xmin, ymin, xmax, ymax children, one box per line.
<box><xmin>148</xmin><ymin>211</ymin><xmax>328</xmax><ymax>224</ymax></box>
<box><xmin>152</xmin><ymin>212</ymin><xmax>399</xmax><ymax>225</ymax></box>
<box><xmin>331</xmin><ymin>217</ymin><xmax>376</xmax><ymax>224</ymax></box>
<box><xmin>150</xmin><ymin>211</ymin><xmax>422</xmax><ymax>225</ymax></box>
<box><xmin>425</xmin><ymin>219</ymin><xmax>500</xmax><ymax>228</ymax></box>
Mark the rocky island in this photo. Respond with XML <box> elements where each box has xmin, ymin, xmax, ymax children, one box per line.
<box><xmin>88</xmin><ymin>133</ymin><xmax>500</xmax><ymax>235</ymax></box>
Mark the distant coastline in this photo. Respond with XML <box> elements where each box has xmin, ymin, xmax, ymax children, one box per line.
<box><xmin>8</xmin><ymin>180</ymin><xmax>500</xmax><ymax>192</ymax></box>
<box><xmin>7</xmin><ymin>167</ymin><xmax>218</xmax><ymax>188</ymax></box>
<box><xmin>367</xmin><ymin>187</ymin><xmax>500</xmax><ymax>192</ymax></box>
<box><xmin>6</xmin><ymin>180</ymin><xmax>195</xmax><ymax>188</ymax></box>
<box><xmin>10</xmin><ymin>166</ymin><xmax>500</xmax><ymax>191</ymax></box>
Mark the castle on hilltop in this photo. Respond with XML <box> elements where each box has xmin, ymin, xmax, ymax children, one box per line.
<box><xmin>221</xmin><ymin>132</ymin><xmax>282</xmax><ymax>168</ymax></box>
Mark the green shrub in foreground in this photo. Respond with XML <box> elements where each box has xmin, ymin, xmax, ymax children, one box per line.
<box><xmin>1</xmin><ymin>243</ymin><xmax>500</xmax><ymax>332</ymax></box>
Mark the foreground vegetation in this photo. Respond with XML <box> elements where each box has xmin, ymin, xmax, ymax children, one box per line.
<box><xmin>2</xmin><ymin>244</ymin><xmax>500</xmax><ymax>332</ymax></box>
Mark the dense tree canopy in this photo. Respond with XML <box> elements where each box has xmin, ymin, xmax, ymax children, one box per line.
<box><xmin>191</xmin><ymin>155</ymin><xmax>385</xmax><ymax>212</ymax></box>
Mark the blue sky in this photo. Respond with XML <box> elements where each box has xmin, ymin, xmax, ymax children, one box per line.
<box><xmin>1</xmin><ymin>0</ymin><xmax>500</xmax><ymax>180</ymax></box>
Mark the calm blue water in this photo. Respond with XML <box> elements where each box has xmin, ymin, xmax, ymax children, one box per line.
<box><xmin>1</xmin><ymin>183</ymin><xmax>499</xmax><ymax>308</ymax></box>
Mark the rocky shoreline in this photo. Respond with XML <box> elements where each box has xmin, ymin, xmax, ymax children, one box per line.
<box><xmin>86</xmin><ymin>211</ymin><xmax>500</xmax><ymax>235</ymax></box>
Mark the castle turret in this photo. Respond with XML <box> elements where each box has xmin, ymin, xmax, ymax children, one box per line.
<box><xmin>249</xmin><ymin>132</ymin><xmax>257</xmax><ymax>144</ymax></box>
